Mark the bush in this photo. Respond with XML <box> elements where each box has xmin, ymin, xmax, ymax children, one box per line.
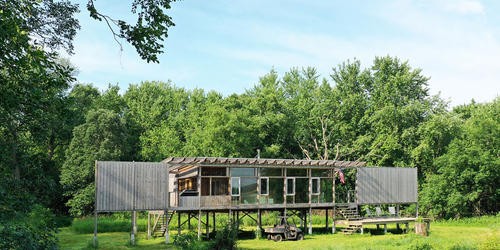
<box><xmin>210</xmin><ymin>222</ymin><xmax>238</xmax><ymax>250</ymax></box>
<box><xmin>0</xmin><ymin>205</ymin><xmax>58</xmax><ymax>250</ymax></box>
<box><xmin>173</xmin><ymin>232</ymin><xmax>205</xmax><ymax>250</ymax></box>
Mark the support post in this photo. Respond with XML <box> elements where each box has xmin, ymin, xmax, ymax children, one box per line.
<box><xmin>93</xmin><ymin>210</ymin><xmax>98</xmax><ymax>247</ymax></box>
<box><xmin>308</xmin><ymin>207</ymin><xmax>312</xmax><ymax>235</ymax></box>
<box><xmin>236</xmin><ymin>211</ymin><xmax>240</xmax><ymax>231</ymax></box>
<box><xmin>188</xmin><ymin>213</ymin><xmax>192</xmax><ymax>230</ymax></box>
<box><xmin>165</xmin><ymin>211</ymin><xmax>170</xmax><ymax>243</ymax></box>
<box><xmin>325</xmin><ymin>208</ymin><xmax>329</xmax><ymax>231</ymax></box>
<box><xmin>147</xmin><ymin>212</ymin><xmax>151</xmax><ymax>239</ymax></box>
<box><xmin>332</xmin><ymin>171</ymin><xmax>336</xmax><ymax>234</ymax></box>
<box><xmin>206</xmin><ymin>212</ymin><xmax>209</xmax><ymax>239</ymax></box>
<box><xmin>198</xmin><ymin>210</ymin><xmax>201</xmax><ymax>239</ymax></box>
<box><xmin>93</xmin><ymin>161</ymin><xmax>98</xmax><ymax>247</ymax></box>
<box><xmin>384</xmin><ymin>224</ymin><xmax>387</xmax><ymax>234</ymax></box>
<box><xmin>304</xmin><ymin>210</ymin><xmax>307</xmax><ymax>233</ymax></box>
<box><xmin>257</xmin><ymin>209</ymin><xmax>262</xmax><ymax>238</ymax></box>
<box><xmin>178</xmin><ymin>212</ymin><xmax>181</xmax><ymax>236</ymax></box>
<box><xmin>212</xmin><ymin>212</ymin><xmax>216</xmax><ymax>234</ymax></box>
<box><xmin>131</xmin><ymin>210</ymin><xmax>137</xmax><ymax>245</ymax></box>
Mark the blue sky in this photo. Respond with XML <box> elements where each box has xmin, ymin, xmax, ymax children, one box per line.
<box><xmin>67</xmin><ymin>0</ymin><xmax>499</xmax><ymax>107</ymax></box>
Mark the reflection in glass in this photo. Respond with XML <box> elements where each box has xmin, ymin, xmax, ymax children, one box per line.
<box><xmin>269</xmin><ymin>178</ymin><xmax>284</xmax><ymax>204</ymax></box>
<box><xmin>260</xmin><ymin>178</ymin><xmax>268</xmax><ymax>195</ymax></box>
<box><xmin>241</xmin><ymin>177</ymin><xmax>257</xmax><ymax>204</ymax></box>
<box><xmin>231</xmin><ymin>168</ymin><xmax>255</xmax><ymax>177</ymax></box>
<box><xmin>231</xmin><ymin>177</ymin><xmax>240</xmax><ymax>196</ymax></box>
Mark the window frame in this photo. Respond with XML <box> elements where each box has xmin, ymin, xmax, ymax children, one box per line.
<box><xmin>311</xmin><ymin>177</ymin><xmax>320</xmax><ymax>195</ymax></box>
<box><xmin>230</xmin><ymin>177</ymin><xmax>240</xmax><ymax>196</ymax></box>
<box><xmin>286</xmin><ymin>177</ymin><xmax>295</xmax><ymax>195</ymax></box>
<box><xmin>260</xmin><ymin>177</ymin><xmax>269</xmax><ymax>195</ymax></box>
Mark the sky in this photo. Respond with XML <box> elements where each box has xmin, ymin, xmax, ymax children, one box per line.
<box><xmin>67</xmin><ymin>0</ymin><xmax>500</xmax><ymax>107</ymax></box>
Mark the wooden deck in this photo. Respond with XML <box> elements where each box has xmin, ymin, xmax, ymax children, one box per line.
<box><xmin>344</xmin><ymin>217</ymin><xmax>418</xmax><ymax>234</ymax></box>
<box><xmin>169</xmin><ymin>202</ymin><xmax>352</xmax><ymax>212</ymax></box>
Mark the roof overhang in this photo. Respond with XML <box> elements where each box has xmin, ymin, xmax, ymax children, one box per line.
<box><xmin>163</xmin><ymin>157</ymin><xmax>365</xmax><ymax>172</ymax></box>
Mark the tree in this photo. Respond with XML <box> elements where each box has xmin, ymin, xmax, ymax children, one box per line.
<box><xmin>86</xmin><ymin>0</ymin><xmax>177</xmax><ymax>63</ymax></box>
<box><xmin>420</xmin><ymin>99</ymin><xmax>499</xmax><ymax>218</ymax></box>
<box><xmin>60</xmin><ymin>109</ymin><xmax>127</xmax><ymax>216</ymax></box>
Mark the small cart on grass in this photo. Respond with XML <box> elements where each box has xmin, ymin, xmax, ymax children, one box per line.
<box><xmin>264</xmin><ymin>216</ymin><xmax>304</xmax><ymax>242</ymax></box>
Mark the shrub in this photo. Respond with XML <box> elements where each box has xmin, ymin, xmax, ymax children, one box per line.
<box><xmin>210</xmin><ymin>222</ymin><xmax>238</xmax><ymax>250</ymax></box>
<box><xmin>0</xmin><ymin>205</ymin><xmax>58</xmax><ymax>250</ymax></box>
<box><xmin>173</xmin><ymin>232</ymin><xmax>205</xmax><ymax>250</ymax></box>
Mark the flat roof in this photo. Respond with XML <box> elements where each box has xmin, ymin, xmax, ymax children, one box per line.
<box><xmin>163</xmin><ymin>157</ymin><xmax>365</xmax><ymax>171</ymax></box>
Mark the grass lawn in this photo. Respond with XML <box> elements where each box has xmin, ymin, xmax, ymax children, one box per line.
<box><xmin>58</xmin><ymin>216</ymin><xmax>499</xmax><ymax>250</ymax></box>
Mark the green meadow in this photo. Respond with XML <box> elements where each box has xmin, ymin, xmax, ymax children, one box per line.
<box><xmin>58</xmin><ymin>215</ymin><xmax>499</xmax><ymax>250</ymax></box>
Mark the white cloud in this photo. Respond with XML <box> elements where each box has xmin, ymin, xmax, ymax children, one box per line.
<box><xmin>444</xmin><ymin>0</ymin><xmax>485</xmax><ymax>15</ymax></box>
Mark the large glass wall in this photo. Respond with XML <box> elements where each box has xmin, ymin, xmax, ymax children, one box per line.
<box><xmin>320</xmin><ymin>178</ymin><xmax>333</xmax><ymax>202</ymax></box>
<box><xmin>241</xmin><ymin>177</ymin><xmax>258</xmax><ymax>204</ymax></box>
<box><xmin>268</xmin><ymin>178</ymin><xmax>284</xmax><ymax>204</ymax></box>
<box><xmin>229</xmin><ymin>168</ymin><xmax>258</xmax><ymax>204</ymax></box>
<box><xmin>295</xmin><ymin>178</ymin><xmax>309</xmax><ymax>203</ymax></box>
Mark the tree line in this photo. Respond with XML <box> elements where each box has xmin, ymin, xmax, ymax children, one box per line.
<box><xmin>1</xmin><ymin>1</ymin><xmax>498</xmax><ymax>248</ymax></box>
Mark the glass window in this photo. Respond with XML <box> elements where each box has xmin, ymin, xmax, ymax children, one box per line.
<box><xmin>202</xmin><ymin>167</ymin><xmax>227</xmax><ymax>176</ymax></box>
<box><xmin>201</xmin><ymin>178</ymin><xmax>210</xmax><ymax>196</ymax></box>
<box><xmin>241</xmin><ymin>177</ymin><xmax>258</xmax><ymax>204</ymax></box>
<box><xmin>286</xmin><ymin>178</ymin><xmax>295</xmax><ymax>195</ymax></box>
<box><xmin>260</xmin><ymin>168</ymin><xmax>282</xmax><ymax>176</ymax></box>
<box><xmin>312</xmin><ymin>178</ymin><xmax>320</xmax><ymax>194</ymax></box>
<box><xmin>295</xmin><ymin>178</ymin><xmax>309</xmax><ymax>203</ymax></box>
<box><xmin>286</xmin><ymin>168</ymin><xmax>307</xmax><ymax>177</ymax></box>
<box><xmin>320</xmin><ymin>178</ymin><xmax>333</xmax><ymax>202</ymax></box>
<box><xmin>230</xmin><ymin>168</ymin><xmax>255</xmax><ymax>177</ymax></box>
<box><xmin>260</xmin><ymin>177</ymin><xmax>269</xmax><ymax>195</ymax></box>
<box><xmin>269</xmin><ymin>178</ymin><xmax>284</xmax><ymax>204</ymax></box>
<box><xmin>231</xmin><ymin>177</ymin><xmax>240</xmax><ymax>196</ymax></box>
<box><xmin>211</xmin><ymin>177</ymin><xmax>229</xmax><ymax>195</ymax></box>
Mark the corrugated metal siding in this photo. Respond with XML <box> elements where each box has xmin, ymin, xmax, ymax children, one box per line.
<box><xmin>356</xmin><ymin>167</ymin><xmax>417</xmax><ymax>204</ymax></box>
<box><xmin>96</xmin><ymin>161</ymin><xmax>168</xmax><ymax>211</ymax></box>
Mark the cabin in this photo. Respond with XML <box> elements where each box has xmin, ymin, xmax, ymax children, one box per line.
<box><xmin>93</xmin><ymin>157</ymin><xmax>419</xmax><ymax>245</ymax></box>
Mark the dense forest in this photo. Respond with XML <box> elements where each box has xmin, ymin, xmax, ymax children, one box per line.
<box><xmin>1</xmin><ymin>0</ymin><xmax>498</xmax><ymax>249</ymax></box>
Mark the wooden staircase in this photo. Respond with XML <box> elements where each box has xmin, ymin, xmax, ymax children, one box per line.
<box><xmin>336</xmin><ymin>204</ymin><xmax>361</xmax><ymax>221</ymax></box>
<box><xmin>151</xmin><ymin>210</ymin><xmax>175</xmax><ymax>237</ymax></box>
<box><xmin>341</xmin><ymin>223</ymin><xmax>362</xmax><ymax>235</ymax></box>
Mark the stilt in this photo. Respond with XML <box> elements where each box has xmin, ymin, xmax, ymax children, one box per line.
<box><xmin>308</xmin><ymin>207</ymin><xmax>312</xmax><ymax>234</ymax></box>
<box><xmin>377</xmin><ymin>224</ymin><xmax>380</xmax><ymax>230</ymax></box>
<box><xmin>212</xmin><ymin>212</ymin><xmax>216</xmax><ymax>234</ymax></box>
<box><xmin>236</xmin><ymin>211</ymin><xmax>240</xmax><ymax>230</ymax></box>
<box><xmin>299</xmin><ymin>210</ymin><xmax>304</xmax><ymax>228</ymax></box>
<box><xmin>332</xmin><ymin>207</ymin><xmax>336</xmax><ymax>234</ymax></box>
<box><xmin>131</xmin><ymin>211</ymin><xmax>137</xmax><ymax>245</ymax></box>
<box><xmin>384</xmin><ymin>224</ymin><xmax>387</xmax><ymax>234</ymax></box>
<box><xmin>405</xmin><ymin>223</ymin><xmax>409</xmax><ymax>233</ymax></box>
<box><xmin>188</xmin><ymin>213</ymin><xmax>191</xmax><ymax>230</ymax></box>
<box><xmin>325</xmin><ymin>208</ymin><xmax>329</xmax><ymax>231</ymax></box>
<box><xmin>178</xmin><ymin>212</ymin><xmax>181</xmax><ymax>236</ymax></box>
<box><xmin>397</xmin><ymin>223</ymin><xmax>400</xmax><ymax>231</ymax></box>
<box><xmin>165</xmin><ymin>211</ymin><xmax>170</xmax><ymax>243</ymax></box>
<box><xmin>198</xmin><ymin>210</ymin><xmax>201</xmax><ymax>239</ymax></box>
<box><xmin>93</xmin><ymin>210</ymin><xmax>98</xmax><ymax>247</ymax></box>
<box><xmin>147</xmin><ymin>212</ymin><xmax>151</xmax><ymax>239</ymax></box>
<box><xmin>257</xmin><ymin>209</ymin><xmax>262</xmax><ymax>238</ymax></box>
<box><xmin>304</xmin><ymin>210</ymin><xmax>308</xmax><ymax>233</ymax></box>
<box><xmin>206</xmin><ymin>212</ymin><xmax>209</xmax><ymax>239</ymax></box>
